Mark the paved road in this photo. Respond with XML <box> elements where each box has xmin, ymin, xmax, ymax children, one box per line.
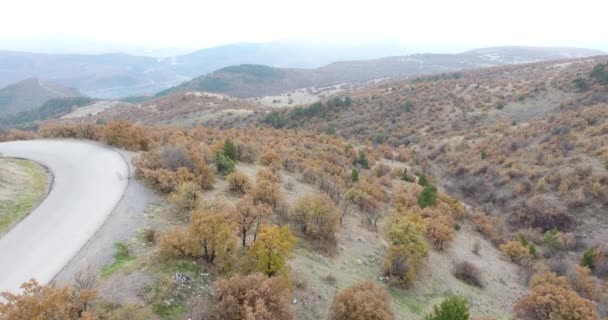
<box><xmin>0</xmin><ymin>140</ymin><xmax>128</xmax><ymax>294</ymax></box>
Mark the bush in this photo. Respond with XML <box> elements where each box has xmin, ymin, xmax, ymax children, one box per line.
<box><xmin>418</xmin><ymin>174</ymin><xmax>429</xmax><ymax>186</ymax></box>
<box><xmin>351</xmin><ymin>168</ymin><xmax>359</xmax><ymax>182</ymax></box>
<box><xmin>226</xmin><ymin>171</ymin><xmax>252</xmax><ymax>195</ymax></box>
<box><xmin>453</xmin><ymin>261</ymin><xmax>484</xmax><ymax>287</ymax></box>
<box><xmin>354</xmin><ymin>151</ymin><xmax>369</xmax><ymax>169</ymax></box>
<box><xmin>135</xmin><ymin>143</ymin><xmax>215</xmax><ymax>193</ymax></box>
<box><xmin>331</xmin><ymin>281</ymin><xmax>394</xmax><ymax>320</ymax></box>
<box><xmin>500</xmin><ymin>240</ymin><xmax>531</xmax><ymax>262</ymax></box>
<box><xmin>289</xmin><ymin>193</ymin><xmax>339</xmax><ymax>246</ymax></box>
<box><xmin>169</xmin><ymin>182</ymin><xmax>203</xmax><ymax>218</ymax></box>
<box><xmin>214</xmin><ymin>153</ymin><xmax>236</xmax><ymax>175</ymax></box>
<box><xmin>582</xmin><ymin>247</ymin><xmax>599</xmax><ymax>270</ymax></box>
<box><xmin>245</xmin><ymin>225</ymin><xmax>296</xmax><ymax>276</ymax></box>
<box><xmin>425</xmin><ymin>296</ymin><xmax>470</xmax><ymax>320</ymax></box>
<box><xmin>426</xmin><ymin>215</ymin><xmax>454</xmax><ymax>250</ymax></box>
<box><xmin>384</xmin><ymin>214</ymin><xmax>428</xmax><ymax>287</ymax></box>
<box><xmin>222</xmin><ymin>138</ymin><xmax>238</xmax><ymax>161</ymax></box>
<box><xmin>0</xmin><ymin>279</ymin><xmax>97</xmax><ymax>319</ymax></box>
<box><xmin>212</xmin><ymin>273</ymin><xmax>294</xmax><ymax>320</ymax></box>
<box><xmin>260</xmin><ymin>151</ymin><xmax>282</xmax><ymax>167</ymax></box>
<box><xmin>515</xmin><ymin>273</ymin><xmax>598</xmax><ymax>320</ymax></box>
<box><xmin>102</xmin><ymin>120</ymin><xmax>153</xmax><ymax>151</ymax></box>
<box><xmin>418</xmin><ymin>185</ymin><xmax>438</xmax><ymax>208</ymax></box>
<box><xmin>236</xmin><ymin>143</ymin><xmax>258</xmax><ymax>163</ymax></box>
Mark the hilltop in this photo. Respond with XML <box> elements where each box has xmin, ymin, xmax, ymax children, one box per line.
<box><xmin>1</xmin><ymin>46</ymin><xmax>602</xmax><ymax>99</ymax></box>
<box><xmin>157</xmin><ymin>46</ymin><xmax>604</xmax><ymax>98</ymax></box>
<box><xmin>0</xmin><ymin>78</ymin><xmax>82</xmax><ymax>115</ymax></box>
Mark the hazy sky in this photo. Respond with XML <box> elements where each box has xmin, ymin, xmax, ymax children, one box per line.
<box><xmin>2</xmin><ymin>0</ymin><xmax>607</xmax><ymax>53</ymax></box>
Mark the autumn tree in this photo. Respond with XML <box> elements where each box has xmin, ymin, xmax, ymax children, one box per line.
<box><xmin>289</xmin><ymin>193</ymin><xmax>339</xmax><ymax>244</ymax></box>
<box><xmin>0</xmin><ymin>279</ymin><xmax>97</xmax><ymax>320</ymax></box>
<box><xmin>515</xmin><ymin>271</ymin><xmax>598</xmax><ymax>320</ymax></box>
<box><xmin>211</xmin><ymin>273</ymin><xmax>294</xmax><ymax>320</ymax></box>
<box><xmin>260</xmin><ymin>151</ymin><xmax>282</xmax><ymax>168</ymax></box>
<box><xmin>189</xmin><ymin>209</ymin><xmax>238</xmax><ymax>272</ymax></box>
<box><xmin>425</xmin><ymin>215</ymin><xmax>454</xmax><ymax>250</ymax></box>
<box><xmin>425</xmin><ymin>296</ymin><xmax>470</xmax><ymax>320</ymax></box>
<box><xmin>252</xmin><ymin>170</ymin><xmax>284</xmax><ymax>211</ymax></box>
<box><xmin>159</xmin><ymin>227</ymin><xmax>198</xmax><ymax>259</ymax></box>
<box><xmin>169</xmin><ymin>182</ymin><xmax>203</xmax><ymax>219</ymax></box>
<box><xmin>384</xmin><ymin>213</ymin><xmax>428</xmax><ymax>287</ymax></box>
<box><xmin>245</xmin><ymin>225</ymin><xmax>296</xmax><ymax>277</ymax></box>
<box><xmin>331</xmin><ymin>281</ymin><xmax>394</xmax><ymax>320</ymax></box>
<box><xmin>235</xmin><ymin>196</ymin><xmax>272</xmax><ymax>247</ymax></box>
<box><xmin>500</xmin><ymin>240</ymin><xmax>531</xmax><ymax>262</ymax></box>
<box><xmin>135</xmin><ymin>143</ymin><xmax>215</xmax><ymax>192</ymax></box>
<box><xmin>226</xmin><ymin>171</ymin><xmax>252</xmax><ymax>195</ymax></box>
<box><xmin>102</xmin><ymin>120</ymin><xmax>153</xmax><ymax>151</ymax></box>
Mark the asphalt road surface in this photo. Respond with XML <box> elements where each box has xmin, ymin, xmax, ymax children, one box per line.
<box><xmin>0</xmin><ymin>140</ymin><xmax>128</xmax><ymax>294</ymax></box>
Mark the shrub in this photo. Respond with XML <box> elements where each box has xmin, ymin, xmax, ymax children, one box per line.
<box><xmin>331</xmin><ymin>281</ymin><xmax>394</xmax><ymax>320</ymax></box>
<box><xmin>544</xmin><ymin>228</ymin><xmax>561</xmax><ymax>251</ymax></box>
<box><xmin>351</xmin><ymin>168</ymin><xmax>359</xmax><ymax>182</ymax></box>
<box><xmin>235</xmin><ymin>196</ymin><xmax>271</xmax><ymax>247</ymax></box>
<box><xmin>582</xmin><ymin>247</ymin><xmax>599</xmax><ymax>270</ymax></box>
<box><xmin>189</xmin><ymin>210</ymin><xmax>238</xmax><ymax>272</ymax></box>
<box><xmin>354</xmin><ymin>151</ymin><xmax>369</xmax><ymax>169</ymax></box>
<box><xmin>236</xmin><ymin>143</ymin><xmax>258</xmax><ymax>163</ymax></box>
<box><xmin>253</xmin><ymin>172</ymin><xmax>284</xmax><ymax>211</ymax></box>
<box><xmin>245</xmin><ymin>225</ymin><xmax>297</xmax><ymax>276</ymax></box>
<box><xmin>214</xmin><ymin>153</ymin><xmax>236</xmax><ymax>175</ymax></box>
<box><xmin>453</xmin><ymin>261</ymin><xmax>484</xmax><ymax>287</ymax></box>
<box><xmin>418</xmin><ymin>185</ymin><xmax>438</xmax><ymax>208</ymax></box>
<box><xmin>0</xmin><ymin>279</ymin><xmax>97</xmax><ymax>319</ymax></box>
<box><xmin>169</xmin><ymin>182</ymin><xmax>203</xmax><ymax>218</ymax></box>
<box><xmin>102</xmin><ymin>120</ymin><xmax>153</xmax><ymax>151</ymax></box>
<box><xmin>401</xmin><ymin>168</ymin><xmax>415</xmax><ymax>182</ymax></box>
<box><xmin>515</xmin><ymin>275</ymin><xmax>598</xmax><ymax>320</ymax></box>
<box><xmin>418</xmin><ymin>174</ymin><xmax>429</xmax><ymax>186</ymax></box>
<box><xmin>522</xmin><ymin>195</ymin><xmax>575</xmax><ymax>231</ymax></box>
<box><xmin>425</xmin><ymin>296</ymin><xmax>470</xmax><ymax>320</ymax></box>
<box><xmin>384</xmin><ymin>214</ymin><xmax>428</xmax><ymax>287</ymax></box>
<box><xmin>260</xmin><ymin>151</ymin><xmax>282</xmax><ymax>167</ymax></box>
<box><xmin>212</xmin><ymin>273</ymin><xmax>294</xmax><ymax>320</ymax></box>
<box><xmin>500</xmin><ymin>240</ymin><xmax>531</xmax><ymax>262</ymax></box>
<box><xmin>568</xmin><ymin>266</ymin><xmax>599</xmax><ymax>301</ymax></box>
<box><xmin>226</xmin><ymin>171</ymin><xmax>252</xmax><ymax>195</ymax></box>
<box><xmin>222</xmin><ymin>138</ymin><xmax>238</xmax><ymax>161</ymax></box>
<box><xmin>135</xmin><ymin>144</ymin><xmax>215</xmax><ymax>192</ymax></box>
<box><xmin>426</xmin><ymin>215</ymin><xmax>454</xmax><ymax>250</ymax></box>
<box><xmin>289</xmin><ymin>193</ymin><xmax>339</xmax><ymax>245</ymax></box>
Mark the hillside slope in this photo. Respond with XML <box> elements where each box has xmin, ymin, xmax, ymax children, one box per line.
<box><xmin>0</xmin><ymin>78</ymin><xmax>82</xmax><ymax>114</ymax></box>
<box><xmin>158</xmin><ymin>47</ymin><xmax>604</xmax><ymax>98</ymax></box>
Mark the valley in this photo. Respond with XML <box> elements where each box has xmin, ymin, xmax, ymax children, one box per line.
<box><xmin>1</xmin><ymin>43</ymin><xmax>607</xmax><ymax>320</ymax></box>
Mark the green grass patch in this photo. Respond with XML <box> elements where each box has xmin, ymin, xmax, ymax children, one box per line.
<box><xmin>153</xmin><ymin>302</ymin><xmax>185</xmax><ymax>320</ymax></box>
<box><xmin>0</xmin><ymin>159</ymin><xmax>47</xmax><ymax>235</ymax></box>
<box><xmin>100</xmin><ymin>242</ymin><xmax>135</xmax><ymax>278</ymax></box>
<box><xmin>389</xmin><ymin>287</ymin><xmax>428</xmax><ymax>315</ymax></box>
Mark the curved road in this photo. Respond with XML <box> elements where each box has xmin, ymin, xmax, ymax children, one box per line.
<box><xmin>0</xmin><ymin>140</ymin><xmax>128</xmax><ymax>294</ymax></box>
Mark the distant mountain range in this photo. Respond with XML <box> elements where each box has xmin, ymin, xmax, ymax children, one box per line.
<box><xmin>158</xmin><ymin>46</ymin><xmax>607</xmax><ymax>98</ymax></box>
<box><xmin>0</xmin><ymin>44</ymin><xmax>604</xmax><ymax>99</ymax></box>
<box><xmin>0</xmin><ymin>78</ymin><xmax>82</xmax><ymax>114</ymax></box>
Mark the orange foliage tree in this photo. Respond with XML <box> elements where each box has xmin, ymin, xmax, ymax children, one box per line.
<box><xmin>331</xmin><ymin>281</ymin><xmax>394</xmax><ymax>320</ymax></box>
<box><xmin>0</xmin><ymin>279</ymin><xmax>97</xmax><ymax>320</ymax></box>
<box><xmin>211</xmin><ymin>273</ymin><xmax>294</xmax><ymax>320</ymax></box>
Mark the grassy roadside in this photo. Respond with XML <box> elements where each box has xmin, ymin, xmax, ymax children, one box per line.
<box><xmin>0</xmin><ymin>158</ymin><xmax>48</xmax><ymax>236</ymax></box>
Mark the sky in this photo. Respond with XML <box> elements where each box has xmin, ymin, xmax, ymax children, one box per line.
<box><xmin>1</xmin><ymin>0</ymin><xmax>607</xmax><ymax>55</ymax></box>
